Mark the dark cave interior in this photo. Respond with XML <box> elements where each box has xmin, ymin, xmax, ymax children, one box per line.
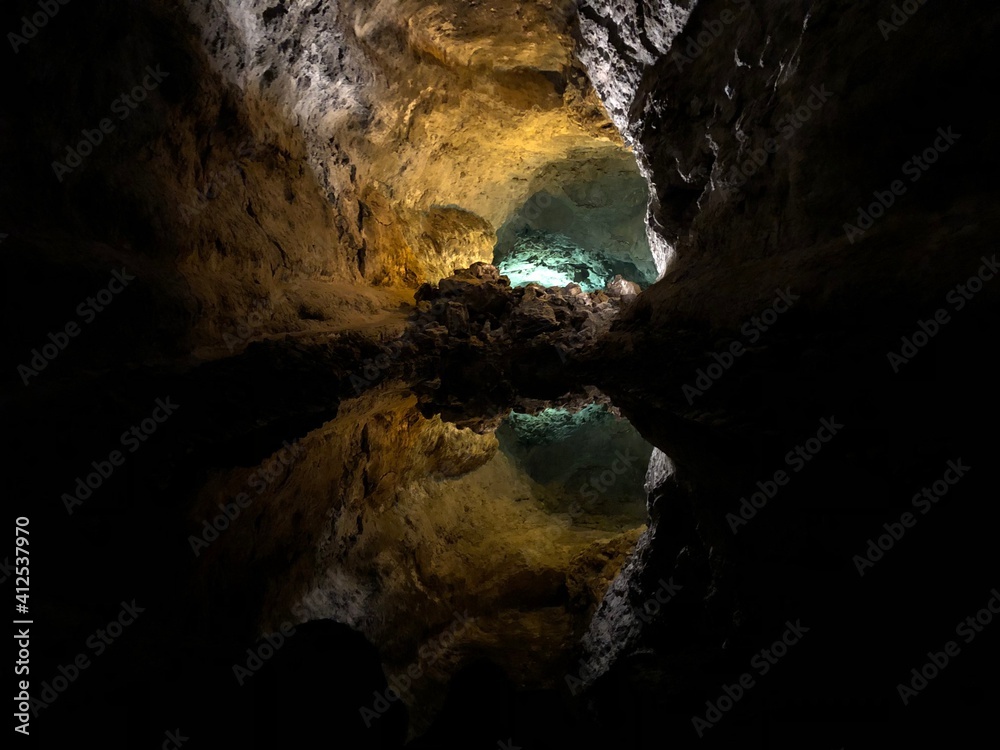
<box><xmin>4</xmin><ymin>1</ymin><xmax>1000</xmax><ymax>749</ymax></box>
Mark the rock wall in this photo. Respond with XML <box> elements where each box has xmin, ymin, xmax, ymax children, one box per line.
<box><xmin>569</xmin><ymin>1</ymin><xmax>1000</xmax><ymax>745</ymax></box>
<box><xmin>1</xmin><ymin>0</ymin><xmax>642</xmax><ymax>365</ymax></box>
<box><xmin>185</xmin><ymin>0</ymin><xmax>635</xmax><ymax>283</ymax></box>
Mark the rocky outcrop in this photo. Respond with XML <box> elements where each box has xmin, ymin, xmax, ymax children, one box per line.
<box><xmin>405</xmin><ymin>263</ymin><xmax>640</xmax><ymax>428</ymax></box>
<box><xmin>577</xmin><ymin>0</ymin><xmax>696</xmax><ymax>138</ymax></box>
<box><xmin>567</xmin><ymin>1</ymin><xmax>1000</xmax><ymax>745</ymax></box>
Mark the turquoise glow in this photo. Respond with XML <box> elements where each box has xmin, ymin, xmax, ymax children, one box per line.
<box><xmin>496</xmin><ymin>230</ymin><xmax>608</xmax><ymax>291</ymax></box>
<box><xmin>497</xmin><ymin>262</ymin><xmax>578</xmax><ymax>290</ymax></box>
<box><xmin>501</xmin><ymin>404</ymin><xmax>611</xmax><ymax>445</ymax></box>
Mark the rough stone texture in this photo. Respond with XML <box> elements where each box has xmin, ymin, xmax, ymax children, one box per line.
<box><xmin>0</xmin><ymin>0</ymin><xmax>390</xmax><ymax>362</ymax></box>
<box><xmin>1</xmin><ymin>0</ymin><xmax>642</xmax><ymax>368</ymax></box>
<box><xmin>576</xmin><ymin>0</ymin><xmax>699</xmax><ymax>276</ymax></box>
<box><xmin>185</xmin><ymin>0</ymin><xmax>638</xmax><ymax>284</ymax></box>
<box><xmin>407</xmin><ymin>263</ymin><xmax>639</xmax><ymax>428</ymax></box>
<box><xmin>9</xmin><ymin>0</ymin><xmax>1000</xmax><ymax>747</ymax></box>
<box><xmin>577</xmin><ymin>0</ymin><xmax>697</xmax><ymax>138</ymax></box>
<box><xmin>495</xmin><ymin>151</ymin><xmax>657</xmax><ymax>285</ymax></box>
<box><xmin>566</xmin><ymin>1</ymin><xmax>1000</xmax><ymax>745</ymax></box>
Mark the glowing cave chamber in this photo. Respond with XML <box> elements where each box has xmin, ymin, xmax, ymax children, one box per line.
<box><xmin>493</xmin><ymin>154</ymin><xmax>659</xmax><ymax>291</ymax></box>
<box><xmin>497</xmin><ymin>230</ymin><xmax>618</xmax><ymax>291</ymax></box>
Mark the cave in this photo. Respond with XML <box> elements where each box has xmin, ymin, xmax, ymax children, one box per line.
<box><xmin>492</xmin><ymin>152</ymin><xmax>658</xmax><ymax>290</ymax></box>
<box><xmin>6</xmin><ymin>1</ymin><xmax>1000</xmax><ymax>749</ymax></box>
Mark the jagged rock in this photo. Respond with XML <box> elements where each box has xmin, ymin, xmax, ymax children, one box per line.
<box><xmin>513</xmin><ymin>297</ymin><xmax>560</xmax><ymax>333</ymax></box>
<box><xmin>443</xmin><ymin>301</ymin><xmax>470</xmax><ymax>336</ymax></box>
<box><xmin>416</xmin><ymin>283</ymin><xmax>441</xmax><ymax>303</ymax></box>
<box><xmin>605</xmin><ymin>274</ymin><xmax>641</xmax><ymax>297</ymax></box>
<box><xmin>466</xmin><ymin>261</ymin><xmax>501</xmax><ymax>281</ymax></box>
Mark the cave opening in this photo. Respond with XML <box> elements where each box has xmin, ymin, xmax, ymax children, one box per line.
<box><xmin>492</xmin><ymin>152</ymin><xmax>658</xmax><ymax>291</ymax></box>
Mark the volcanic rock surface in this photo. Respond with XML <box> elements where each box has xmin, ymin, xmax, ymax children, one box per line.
<box><xmin>5</xmin><ymin>1</ymin><xmax>1000</xmax><ymax>749</ymax></box>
